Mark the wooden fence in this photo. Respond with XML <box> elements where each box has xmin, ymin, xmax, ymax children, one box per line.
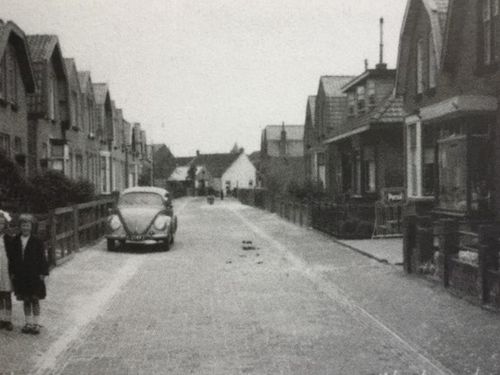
<box><xmin>20</xmin><ymin>199</ymin><xmax>114</xmax><ymax>268</ymax></box>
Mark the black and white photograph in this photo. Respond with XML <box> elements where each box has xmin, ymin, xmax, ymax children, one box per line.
<box><xmin>1</xmin><ymin>0</ymin><xmax>500</xmax><ymax>374</ymax></box>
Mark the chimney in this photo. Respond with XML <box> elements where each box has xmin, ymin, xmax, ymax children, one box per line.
<box><xmin>364</xmin><ymin>59</ymin><xmax>369</xmax><ymax>71</ymax></box>
<box><xmin>196</xmin><ymin>149</ymin><xmax>200</xmax><ymax>157</ymax></box>
<box><xmin>376</xmin><ymin>17</ymin><xmax>387</xmax><ymax>70</ymax></box>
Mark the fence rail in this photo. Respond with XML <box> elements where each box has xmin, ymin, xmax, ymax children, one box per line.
<box><xmin>236</xmin><ymin>188</ymin><xmax>405</xmax><ymax>239</ymax></box>
<box><xmin>19</xmin><ymin>199</ymin><xmax>115</xmax><ymax>268</ymax></box>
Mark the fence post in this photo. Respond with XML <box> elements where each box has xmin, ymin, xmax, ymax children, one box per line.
<box><xmin>73</xmin><ymin>204</ymin><xmax>79</xmax><ymax>253</ymax></box>
<box><xmin>478</xmin><ymin>225</ymin><xmax>497</xmax><ymax>304</ymax></box>
<box><xmin>437</xmin><ymin>218</ymin><xmax>459</xmax><ymax>287</ymax></box>
<box><xmin>403</xmin><ymin>214</ymin><xmax>417</xmax><ymax>273</ymax></box>
<box><xmin>48</xmin><ymin>210</ymin><xmax>57</xmax><ymax>267</ymax></box>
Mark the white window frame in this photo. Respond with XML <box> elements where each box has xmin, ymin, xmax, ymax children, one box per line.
<box><xmin>428</xmin><ymin>33</ymin><xmax>437</xmax><ymax>89</ymax></box>
<box><xmin>417</xmin><ymin>39</ymin><xmax>425</xmax><ymax>94</ymax></box>
<box><xmin>483</xmin><ymin>0</ymin><xmax>493</xmax><ymax>65</ymax></box>
<box><xmin>406</xmin><ymin>119</ymin><xmax>427</xmax><ymax>198</ymax></box>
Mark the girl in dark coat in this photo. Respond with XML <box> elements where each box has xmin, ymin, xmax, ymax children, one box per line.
<box><xmin>10</xmin><ymin>214</ymin><xmax>49</xmax><ymax>335</ymax></box>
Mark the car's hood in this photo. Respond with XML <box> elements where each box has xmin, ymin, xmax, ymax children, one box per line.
<box><xmin>117</xmin><ymin>207</ymin><xmax>164</xmax><ymax>234</ymax></box>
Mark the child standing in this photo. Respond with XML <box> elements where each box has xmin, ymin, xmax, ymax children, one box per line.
<box><xmin>10</xmin><ymin>214</ymin><xmax>49</xmax><ymax>335</ymax></box>
<box><xmin>0</xmin><ymin>210</ymin><xmax>13</xmax><ymax>331</ymax></box>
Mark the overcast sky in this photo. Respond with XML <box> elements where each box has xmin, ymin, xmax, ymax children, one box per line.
<box><xmin>2</xmin><ymin>1</ymin><xmax>406</xmax><ymax>156</ymax></box>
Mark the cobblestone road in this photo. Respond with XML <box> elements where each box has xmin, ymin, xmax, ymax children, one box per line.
<box><xmin>2</xmin><ymin>198</ymin><xmax>500</xmax><ymax>374</ymax></box>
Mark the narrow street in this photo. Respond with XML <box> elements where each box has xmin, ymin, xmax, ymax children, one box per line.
<box><xmin>1</xmin><ymin>198</ymin><xmax>500</xmax><ymax>374</ymax></box>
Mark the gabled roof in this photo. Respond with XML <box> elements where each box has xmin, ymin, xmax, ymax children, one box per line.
<box><xmin>176</xmin><ymin>156</ymin><xmax>195</xmax><ymax>166</ymax></box>
<box><xmin>77</xmin><ymin>71</ymin><xmax>91</xmax><ymax>92</ymax></box>
<box><xmin>342</xmin><ymin>68</ymin><xmax>396</xmax><ymax>93</ymax></box>
<box><xmin>325</xmin><ymin>94</ymin><xmax>404</xmax><ymax>144</ymax></box>
<box><xmin>320</xmin><ymin>76</ymin><xmax>355</xmax><ymax>97</ymax></box>
<box><xmin>369</xmin><ymin>95</ymin><xmax>405</xmax><ymax>123</ymax></box>
<box><xmin>191</xmin><ymin>152</ymin><xmax>241</xmax><ymax>178</ymax></box>
<box><xmin>264</xmin><ymin>125</ymin><xmax>304</xmax><ymax>141</ymax></box>
<box><xmin>26</xmin><ymin>34</ymin><xmax>59</xmax><ymax>62</ymax></box>
<box><xmin>0</xmin><ymin>20</ymin><xmax>35</xmax><ymax>92</ymax></box>
<box><xmin>307</xmin><ymin>96</ymin><xmax>316</xmax><ymax>126</ymax></box>
<box><xmin>395</xmin><ymin>0</ymin><xmax>450</xmax><ymax>93</ymax></box>
<box><xmin>64</xmin><ymin>58</ymin><xmax>79</xmax><ymax>91</ymax></box>
<box><xmin>93</xmin><ymin>83</ymin><xmax>110</xmax><ymax>105</ymax></box>
<box><xmin>26</xmin><ymin>34</ymin><xmax>67</xmax><ymax>79</ymax></box>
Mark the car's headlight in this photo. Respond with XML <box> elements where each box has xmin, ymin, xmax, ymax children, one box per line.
<box><xmin>108</xmin><ymin>215</ymin><xmax>122</xmax><ymax>231</ymax></box>
<box><xmin>153</xmin><ymin>215</ymin><xmax>168</xmax><ymax>230</ymax></box>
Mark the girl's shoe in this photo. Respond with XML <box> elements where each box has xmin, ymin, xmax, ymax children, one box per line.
<box><xmin>21</xmin><ymin>324</ymin><xmax>32</xmax><ymax>334</ymax></box>
<box><xmin>31</xmin><ymin>324</ymin><xmax>41</xmax><ymax>335</ymax></box>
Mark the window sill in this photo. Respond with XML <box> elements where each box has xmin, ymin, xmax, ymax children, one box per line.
<box><xmin>407</xmin><ymin>195</ymin><xmax>434</xmax><ymax>202</ymax></box>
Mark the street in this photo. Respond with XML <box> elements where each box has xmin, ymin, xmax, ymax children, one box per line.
<box><xmin>1</xmin><ymin>197</ymin><xmax>500</xmax><ymax>375</ymax></box>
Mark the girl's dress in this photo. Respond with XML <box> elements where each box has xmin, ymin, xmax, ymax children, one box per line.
<box><xmin>0</xmin><ymin>235</ymin><xmax>12</xmax><ymax>292</ymax></box>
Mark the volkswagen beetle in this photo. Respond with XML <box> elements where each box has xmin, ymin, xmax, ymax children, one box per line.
<box><xmin>105</xmin><ymin>186</ymin><xmax>177</xmax><ymax>251</ymax></box>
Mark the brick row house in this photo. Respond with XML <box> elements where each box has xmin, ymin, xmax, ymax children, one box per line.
<box><xmin>324</xmin><ymin>65</ymin><xmax>405</xmax><ymax>203</ymax></box>
<box><xmin>259</xmin><ymin>123</ymin><xmax>305</xmax><ymax>191</ymax></box>
<box><xmin>0</xmin><ymin>19</ymin><xmax>152</xmax><ymax>197</ymax></box>
<box><xmin>395</xmin><ymin>0</ymin><xmax>500</xmax><ymax>305</ymax></box>
<box><xmin>0</xmin><ymin>21</ymin><xmax>36</xmax><ymax>174</ymax></box>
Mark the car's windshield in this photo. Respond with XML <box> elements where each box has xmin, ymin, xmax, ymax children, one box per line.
<box><xmin>118</xmin><ymin>192</ymin><xmax>163</xmax><ymax>207</ymax></box>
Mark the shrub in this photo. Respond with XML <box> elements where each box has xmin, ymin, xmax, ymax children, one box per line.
<box><xmin>28</xmin><ymin>171</ymin><xmax>95</xmax><ymax>212</ymax></box>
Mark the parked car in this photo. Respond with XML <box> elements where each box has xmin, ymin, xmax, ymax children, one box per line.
<box><xmin>105</xmin><ymin>186</ymin><xmax>177</xmax><ymax>251</ymax></box>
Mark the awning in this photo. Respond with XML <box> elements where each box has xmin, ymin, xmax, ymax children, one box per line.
<box><xmin>419</xmin><ymin>95</ymin><xmax>497</xmax><ymax>123</ymax></box>
<box><xmin>323</xmin><ymin>125</ymin><xmax>370</xmax><ymax>144</ymax></box>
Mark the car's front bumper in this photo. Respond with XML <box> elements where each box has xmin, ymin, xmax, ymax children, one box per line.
<box><xmin>106</xmin><ymin>234</ymin><xmax>169</xmax><ymax>243</ymax></box>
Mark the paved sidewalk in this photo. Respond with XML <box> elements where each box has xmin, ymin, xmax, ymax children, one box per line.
<box><xmin>338</xmin><ymin>238</ymin><xmax>403</xmax><ymax>265</ymax></box>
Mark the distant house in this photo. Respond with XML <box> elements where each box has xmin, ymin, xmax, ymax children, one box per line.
<box><xmin>191</xmin><ymin>151</ymin><xmax>256</xmax><ymax>193</ymax></box>
<box><xmin>310</xmin><ymin>75</ymin><xmax>355</xmax><ymax>191</ymax></box>
<box><xmin>325</xmin><ymin>64</ymin><xmax>404</xmax><ymax>201</ymax></box>
<box><xmin>260</xmin><ymin>123</ymin><xmax>305</xmax><ymax>191</ymax></box>
<box><xmin>175</xmin><ymin>156</ymin><xmax>195</xmax><ymax>167</ymax></box>
<box><xmin>0</xmin><ymin>20</ymin><xmax>36</xmax><ymax>175</ymax></box>
<box><xmin>26</xmin><ymin>34</ymin><xmax>69</xmax><ymax>175</ymax></box>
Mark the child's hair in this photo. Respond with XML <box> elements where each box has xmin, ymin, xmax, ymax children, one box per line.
<box><xmin>19</xmin><ymin>214</ymin><xmax>36</xmax><ymax>225</ymax></box>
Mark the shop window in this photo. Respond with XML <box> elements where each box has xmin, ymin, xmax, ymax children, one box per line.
<box><xmin>437</xmin><ymin>135</ymin><xmax>467</xmax><ymax>211</ymax></box>
<box><xmin>363</xmin><ymin>146</ymin><xmax>376</xmax><ymax>193</ymax></box>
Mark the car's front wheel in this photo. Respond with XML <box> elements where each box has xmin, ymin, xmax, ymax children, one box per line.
<box><xmin>107</xmin><ymin>239</ymin><xmax>115</xmax><ymax>252</ymax></box>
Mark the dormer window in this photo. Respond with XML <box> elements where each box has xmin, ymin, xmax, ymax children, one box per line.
<box><xmin>347</xmin><ymin>92</ymin><xmax>355</xmax><ymax>116</ymax></box>
<box><xmin>367</xmin><ymin>80</ymin><xmax>376</xmax><ymax>108</ymax></box>
<box><xmin>356</xmin><ymin>86</ymin><xmax>366</xmax><ymax>113</ymax></box>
